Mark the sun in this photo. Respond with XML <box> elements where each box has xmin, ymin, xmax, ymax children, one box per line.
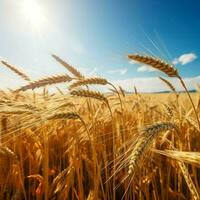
<box><xmin>20</xmin><ymin>0</ymin><xmax>46</xmax><ymax>32</ymax></box>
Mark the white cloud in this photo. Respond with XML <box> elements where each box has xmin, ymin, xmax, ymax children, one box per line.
<box><xmin>173</xmin><ymin>53</ymin><xmax>197</xmax><ymax>65</ymax></box>
<box><xmin>111</xmin><ymin>76</ymin><xmax>200</xmax><ymax>93</ymax></box>
<box><xmin>1</xmin><ymin>73</ymin><xmax>199</xmax><ymax>94</ymax></box>
<box><xmin>107</xmin><ymin>68</ymin><xmax>128</xmax><ymax>75</ymax></box>
<box><xmin>129</xmin><ymin>60</ymin><xmax>138</xmax><ymax>64</ymax></box>
<box><xmin>137</xmin><ymin>65</ymin><xmax>158</xmax><ymax>72</ymax></box>
<box><xmin>129</xmin><ymin>59</ymin><xmax>158</xmax><ymax>73</ymax></box>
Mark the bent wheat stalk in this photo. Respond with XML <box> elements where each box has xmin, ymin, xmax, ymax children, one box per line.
<box><xmin>128</xmin><ymin>122</ymin><xmax>176</xmax><ymax>176</ymax></box>
<box><xmin>120</xmin><ymin>122</ymin><xmax>177</xmax><ymax>200</ymax></box>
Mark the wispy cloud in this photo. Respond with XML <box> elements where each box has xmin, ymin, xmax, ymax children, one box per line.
<box><xmin>107</xmin><ymin>68</ymin><xmax>128</xmax><ymax>75</ymax></box>
<box><xmin>137</xmin><ymin>65</ymin><xmax>158</xmax><ymax>72</ymax></box>
<box><xmin>173</xmin><ymin>53</ymin><xmax>197</xmax><ymax>65</ymax></box>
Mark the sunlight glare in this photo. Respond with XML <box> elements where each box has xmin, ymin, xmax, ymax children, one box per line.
<box><xmin>20</xmin><ymin>0</ymin><xmax>46</xmax><ymax>32</ymax></box>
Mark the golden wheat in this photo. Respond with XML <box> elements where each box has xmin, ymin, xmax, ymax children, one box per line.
<box><xmin>128</xmin><ymin>54</ymin><xmax>178</xmax><ymax>77</ymax></box>
<box><xmin>1</xmin><ymin>60</ymin><xmax>31</xmax><ymax>81</ymax></box>
<box><xmin>69</xmin><ymin>77</ymin><xmax>108</xmax><ymax>90</ymax></box>
<box><xmin>70</xmin><ymin>89</ymin><xmax>108</xmax><ymax>103</ymax></box>
<box><xmin>128</xmin><ymin>122</ymin><xmax>176</xmax><ymax>176</ymax></box>
<box><xmin>47</xmin><ymin>112</ymin><xmax>80</xmax><ymax>120</ymax></box>
<box><xmin>52</xmin><ymin>54</ymin><xmax>84</xmax><ymax>78</ymax></box>
<box><xmin>0</xmin><ymin>54</ymin><xmax>199</xmax><ymax>200</ymax></box>
<box><xmin>15</xmin><ymin>74</ymin><xmax>72</xmax><ymax>92</ymax></box>
<box><xmin>159</xmin><ymin>77</ymin><xmax>176</xmax><ymax>93</ymax></box>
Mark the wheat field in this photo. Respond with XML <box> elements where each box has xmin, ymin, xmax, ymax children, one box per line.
<box><xmin>0</xmin><ymin>54</ymin><xmax>200</xmax><ymax>200</ymax></box>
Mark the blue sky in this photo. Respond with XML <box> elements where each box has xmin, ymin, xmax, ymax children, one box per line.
<box><xmin>0</xmin><ymin>0</ymin><xmax>200</xmax><ymax>92</ymax></box>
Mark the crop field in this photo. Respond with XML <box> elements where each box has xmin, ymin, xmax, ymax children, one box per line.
<box><xmin>0</xmin><ymin>55</ymin><xmax>200</xmax><ymax>200</ymax></box>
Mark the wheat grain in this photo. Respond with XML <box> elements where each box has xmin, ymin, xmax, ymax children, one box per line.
<box><xmin>69</xmin><ymin>77</ymin><xmax>108</xmax><ymax>90</ymax></box>
<box><xmin>15</xmin><ymin>74</ymin><xmax>72</xmax><ymax>92</ymax></box>
<box><xmin>52</xmin><ymin>54</ymin><xmax>84</xmax><ymax>78</ymax></box>
<box><xmin>47</xmin><ymin>112</ymin><xmax>80</xmax><ymax>120</ymax></box>
<box><xmin>128</xmin><ymin>122</ymin><xmax>176</xmax><ymax>176</ymax></box>
<box><xmin>178</xmin><ymin>162</ymin><xmax>200</xmax><ymax>200</ymax></box>
<box><xmin>159</xmin><ymin>77</ymin><xmax>176</xmax><ymax>93</ymax></box>
<box><xmin>1</xmin><ymin>60</ymin><xmax>31</xmax><ymax>81</ymax></box>
<box><xmin>70</xmin><ymin>89</ymin><xmax>108</xmax><ymax>103</ymax></box>
<box><xmin>128</xmin><ymin>54</ymin><xmax>178</xmax><ymax>77</ymax></box>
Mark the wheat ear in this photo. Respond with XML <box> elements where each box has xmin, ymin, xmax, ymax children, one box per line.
<box><xmin>47</xmin><ymin>112</ymin><xmax>80</xmax><ymax>120</ymax></box>
<box><xmin>128</xmin><ymin>122</ymin><xmax>176</xmax><ymax>176</ymax></box>
<box><xmin>52</xmin><ymin>54</ymin><xmax>84</xmax><ymax>78</ymax></box>
<box><xmin>134</xmin><ymin>85</ymin><xmax>138</xmax><ymax>95</ymax></box>
<box><xmin>153</xmin><ymin>150</ymin><xmax>200</xmax><ymax>167</ymax></box>
<box><xmin>159</xmin><ymin>77</ymin><xmax>176</xmax><ymax>93</ymax></box>
<box><xmin>128</xmin><ymin>54</ymin><xmax>178</xmax><ymax>77</ymax></box>
<box><xmin>1</xmin><ymin>60</ymin><xmax>31</xmax><ymax>81</ymax></box>
<box><xmin>128</xmin><ymin>54</ymin><xmax>200</xmax><ymax>128</ymax></box>
<box><xmin>178</xmin><ymin>162</ymin><xmax>200</xmax><ymax>200</ymax></box>
<box><xmin>69</xmin><ymin>77</ymin><xmax>108</xmax><ymax>90</ymax></box>
<box><xmin>70</xmin><ymin>89</ymin><xmax>108</xmax><ymax>103</ymax></box>
<box><xmin>119</xmin><ymin>86</ymin><xmax>125</xmax><ymax>97</ymax></box>
<box><xmin>15</xmin><ymin>74</ymin><xmax>72</xmax><ymax>92</ymax></box>
<box><xmin>163</xmin><ymin>104</ymin><xmax>174</xmax><ymax>118</ymax></box>
<box><xmin>0</xmin><ymin>145</ymin><xmax>18</xmax><ymax>160</ymax></box>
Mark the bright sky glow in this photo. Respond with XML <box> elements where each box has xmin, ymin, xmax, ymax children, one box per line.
<box><xmin>19</xmin><ymin>0</ymin><xmax>46</xmax><ymax>33</ymax></box>
<box><xmin>0</xmin><ymin>0</ymin><xmax>200</xmax><ymax>92</ymax></box>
